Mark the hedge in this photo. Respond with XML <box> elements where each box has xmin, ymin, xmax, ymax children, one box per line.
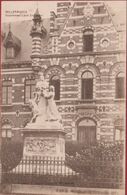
<box><xmin>1</xmin><ymin>139</ymin><xmax>23</xmax><ymax>171</ymax></box>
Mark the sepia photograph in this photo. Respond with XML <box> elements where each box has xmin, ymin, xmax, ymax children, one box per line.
<box><xmin>0</xmin><ymin>1</ymin><xmax>126</xmax><ymax>195</ymax></box>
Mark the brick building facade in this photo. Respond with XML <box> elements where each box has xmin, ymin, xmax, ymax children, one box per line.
<box><xmin>1</xmin><ymin>2</ymin><xmax>125</xmax><ymax>144</ymax></box>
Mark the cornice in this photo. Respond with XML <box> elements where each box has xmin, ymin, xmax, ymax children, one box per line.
<box><xmin>31</xmin><ymin>50</ymin><xmax>125</xmax><ymax>59</ymax></box>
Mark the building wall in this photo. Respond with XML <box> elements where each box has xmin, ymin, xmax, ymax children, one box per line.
<box><xmin>1</xmin><ymin>1</ymin><xmax>125</xmax><ymax>142</ymax></box>
<box><xmin>38</xmin><ymin>2</ymin><xmax>125</xmax><ymax>141</ymax></box>
<box><xmin>1</xmin><ymin>66</ymin><xmax>33</xmax><ymax>130</ymax></box>
<box><xmin>38</xmin><ymin>53</ymin><xmax>125</xmax><ymax>141</ymax></box>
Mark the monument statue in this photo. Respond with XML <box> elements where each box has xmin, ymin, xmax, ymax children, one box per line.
<box><xmin>26</xmin><ymin>72</ymin><xmax>62</xmax><ymax>129</ymax></box>
<box><xmin>18</xmin><ymin>72</ymin><xmax>66</xmax><ymax>160</ymax></box>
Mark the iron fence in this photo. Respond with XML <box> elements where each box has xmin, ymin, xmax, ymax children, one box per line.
<box><xmin>2</xmin><ymin>156</ymin><xmax>124</xmax><ymax>189</ymax></box>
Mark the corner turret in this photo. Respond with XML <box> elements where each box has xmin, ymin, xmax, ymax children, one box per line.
<box><xmin>30</xmin><ymin>8</ymin><xmax>47</xmax><ymax>39</ymax></box>
<box><xmin>30</xmin><ymin>9</ymin><xmax>47</xmax><ymax>71</ymax></box>
<box><xmin>4</xmin><ymin>24</ymin><xmax>21</xmax><ymax>58</ymax></box>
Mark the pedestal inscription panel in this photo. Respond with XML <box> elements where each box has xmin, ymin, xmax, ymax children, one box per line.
<box><xmin>24</xmin><ymin>137</ymin><xmax>56</xmax><ymax>154</ymax></box>
<box><xmin>23</xmin><ymin>136</ymin><xmax>65</xmax><ymax>158</ymax></box>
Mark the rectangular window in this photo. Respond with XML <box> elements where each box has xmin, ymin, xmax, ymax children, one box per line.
<box><xmin>2</xmin><ymin>129</ymin><xmax>12</xmax><ymax>138</ymax></box>
<box><xmin>2</xmin><ymin>81</ymin><xmax>12</xmax><ymax>105</ymax></box>
<box><xmin>94</xmin><ymin>6</ymin><xmax>106</xmax><ymax>14</ymax></box>
<box><xmin>25</xmin><ymin>79</ymin><xmax>35</xmax><ymax>103</ymax></box>
<box><xmin>83</xmin><ymin>34</ymin><xmax>93</xmax><ymax>52</ymax></box>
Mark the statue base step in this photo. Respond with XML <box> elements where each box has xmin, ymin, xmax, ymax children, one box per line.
<box><xmin>12</xmin><ymin>157</ymin><xmax>75</xmax><ymax>175</ymax></box>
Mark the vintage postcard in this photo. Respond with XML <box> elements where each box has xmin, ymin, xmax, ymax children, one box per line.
<box><xmin>0</xmin><ymin>1</ymin><xmax>126</xmax><ymax>195</ymax></box>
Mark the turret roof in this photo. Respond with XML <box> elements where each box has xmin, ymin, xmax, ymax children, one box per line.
<box><xmin>2</xmin><ymin>19</ymin><xmax>50</xmax><ymax>63</ymax></box>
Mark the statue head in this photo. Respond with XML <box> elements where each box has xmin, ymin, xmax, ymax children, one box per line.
<box><xmin>49</xmin><ymin>85</ymin><xmax>55</xmax><ymax>92</ymax></box>
<box><xmin>38</xmin><ymin>72</ymin><xmax>44</xmax><ymax>81</ymax></box>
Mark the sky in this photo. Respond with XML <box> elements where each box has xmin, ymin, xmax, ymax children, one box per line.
<box><xmin>1</xmin><ymin>1</ymin><xmax>126</xmax><ymax>23</ymax></box>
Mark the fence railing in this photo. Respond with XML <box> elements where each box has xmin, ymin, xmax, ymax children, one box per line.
<box><xmin>2</xmin><ymin>156</ymin><xmax>124</xmax><ymax>189</ymax></box>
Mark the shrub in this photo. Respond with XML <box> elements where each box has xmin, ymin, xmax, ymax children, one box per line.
<box><xmin>65</xmin><ymin>141</ymin><xmax>124</xmax><ymax>179</ymax></box>
<box><xmin>1</xmin><ymin>139</ymin><xmax>23</xmax><ymax>171</ymax></box>
<box><xmin>65</xmin><ymin>141</ymin><xmax>124</xmax><ymax>160</ymax></box>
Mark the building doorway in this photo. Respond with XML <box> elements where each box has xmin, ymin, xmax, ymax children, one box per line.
<box><xmin>77</xmin><ymin>118</ymin><xmax>96</xmax><ymax>145</ymax></box>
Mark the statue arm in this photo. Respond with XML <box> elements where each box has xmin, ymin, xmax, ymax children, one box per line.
<box><xmin>44</xmin><ymin>91</ymin><xmax>53</xmax><ymax>99</ymax></box>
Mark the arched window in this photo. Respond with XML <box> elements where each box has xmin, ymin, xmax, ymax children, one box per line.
<box><xmin>24</xmin><ymin>79</ymin><xmax>35</xmax><ymax>103</ymax></box>
<box><xmin>77</xmin><ymin>118</ymin><xmax>96</xmax><ymax>145</ymax></box>
<box><xmin>2</xmin><ymin>80</ymin><xmax>12</xmax><ymax>105</ymax></box>
<box><xmin>83</xmin><ymin>29</ymin><xmax>93</xmax><ymax>52</ymax></box>
<box><xmin>2</xmin><ymin>123</ymin><xmax>12</xmax><ymax>138</ymax></box>
<box><xmin>115</xmin><ymin>72</ymin><xmax>125</xmax><ymax>99</ymax></box>
<box><xmin>81</xmin><ymin>71</ymin><xmax>93</xmax><ymax>99</ymax></box>
<box><xmin>49</xmin><ymin>75</ymin><xmax>60</xmax><ymax>100</ymax></box>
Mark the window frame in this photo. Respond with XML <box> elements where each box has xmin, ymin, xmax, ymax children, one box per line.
<box><xmin>2</xmin><ymin>80</ymin><xmax>12</xmax><ymax>105</ymax></box>
<box><xmin>49</xmin><ymin>75</ymin><xmax>60</xmax><ymax>101</ymax></box>
<box><xmin>115</xmin><ymin>72</ymin><xmax>125</xmax><ymax>99</ymax></box>
<box><xmin>77</xmin><ymin>118</ymin><xmax>96</xmax><ymax>145</ymax></box>
<box><xmin>2</xmin><ymin>124</ymin><xmax>12</xmax><ymax>139</ymax></box>
<box><xmin>6</xmin><ymin>47</ymin><xmax>15</xmax><ymax>59</ymax></box>
<box><xmin>114</xmin><ymin>128</ymin><xmax>124</xmax><ymax>142</ymax></box>
<box><xmin>83</xmin><ymin>29</ymin><xmax>93</xmax><ymax>52</ymax></box>
<box><xmin>81</xmin><ymin>71</ymin><xmax>93</xmax><ymax>100</ymax></box>
<box><xmin>24</xmin><ymin>79</ymin><xmax>35</xmax><ymax>104</ymax></box>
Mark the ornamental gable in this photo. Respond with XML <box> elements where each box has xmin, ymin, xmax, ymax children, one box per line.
<box><xmin>55</xmin><ymin>2</ymin><xmax>118</xmax><ymax>54</ymax></box>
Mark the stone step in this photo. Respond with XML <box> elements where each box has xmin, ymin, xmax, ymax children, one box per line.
<box><xmin>1</xmin><ymin>184</ymin><xmax>125</xmax><ymax>195</ymax></box>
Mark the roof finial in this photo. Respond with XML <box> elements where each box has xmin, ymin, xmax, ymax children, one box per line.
<box><xmin>36</xmin><ymin>1</ymin><xmax>38</xmax><ymax>9</ymax></box>
<box><xmin>9</xmin><ymin>23</ymin><xmax>11</xmax><ymax>32</ymax></box>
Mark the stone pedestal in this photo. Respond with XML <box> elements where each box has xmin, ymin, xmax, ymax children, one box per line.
<box><xmin>12</xmin><ymin>73</ymin><xmax>74</xmax><ymax>174</ymax></box>
<box><xmin>22</xmin><ymin>128</ymin><xmax>66</xmax><ymax>159</ymax></box>
<box><xmin>13</xmin><ymin>122</ymin><xmax>75</xmax><ymax>175</ymax></box>
<box><xmin>21</xmin><ymin>120</ymin><xmax>65</xmax><ymax>159</ymax></box>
